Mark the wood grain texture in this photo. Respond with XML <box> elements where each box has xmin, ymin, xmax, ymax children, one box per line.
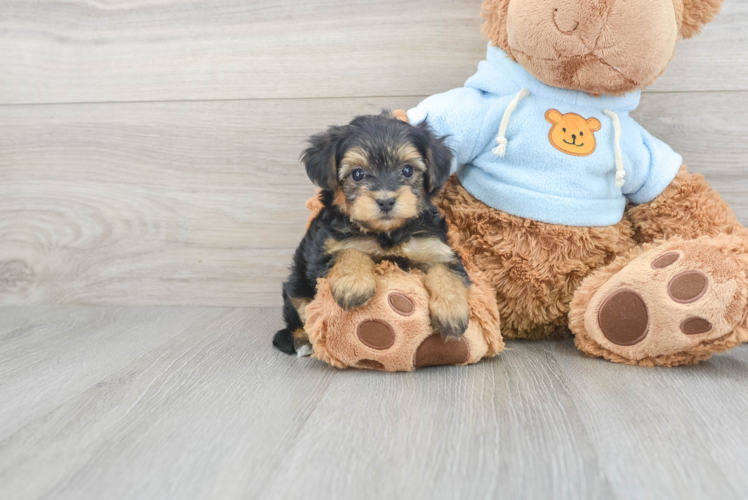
<box><xmin>1</xmin><ymin>92</ymin><xmax>746</xmax><ymax>307</ymax></box>
<box><xmin>0</xmin><ymin>0</ymin><xmax>745</xmax><ymax>105</ymax></box>
<box><xmin>0</xmin><ymin>305</ymin><xmax>228</xmax><ymax>442</ymax></box>
<box><xmin>553</xmin><ymin>340</ymin><xmax>748</xmax><ymax>500</ymax></box>
<box><xmin>0</xmin><ymin>307</ymin><xmax>336</xmax><ymax>499</ymax></box>
<box><xmin>262</xmin><ymin>340</ymin><xmax>614</xmax><ymax>500</ymax></box>
<box><xmin>648</xmin><ymin>0</ymin><xmax>748</xmax><ymax>93</ymax></box>
<box><xmin>0</xmin><ymin>97</ymin><xmax>421</xmax><ymax>306</ymax></box>
<box><xmin>631</xmin><ymin>91</ymin><xmax>748</xmax><ymax>213</ymax></box>
<box><xmin>0</xmin><ymin>0</ymin><xmax>485</xmax><ymax>105</ymax></box>
<box><xmin>1</xmin><ymin>305</ymin><xmax>748</xmax><ymax>500</ymax></box>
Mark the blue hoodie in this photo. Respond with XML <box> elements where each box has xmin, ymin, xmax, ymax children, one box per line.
<box><xmin>407</xmin><ymin>44</ymin><xmax>683</xmax><ymax>227</ymax></box>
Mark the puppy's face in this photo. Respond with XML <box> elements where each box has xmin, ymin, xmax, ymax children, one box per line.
<box><xmin>302</xmin><ymin>113</ymin><xmax>452</xmax><ymax>232</ymax></box>
<box><xmin>338</xmin><ymin>141</ymin><xmax>426</xmax><ymax>232</ymax></box>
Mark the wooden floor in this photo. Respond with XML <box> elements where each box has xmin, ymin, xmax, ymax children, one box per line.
<box><xmin>0</xmin><ymin>305</ymin><xmax>747</xmax><ymax>500</ymax></box>
<box><xmin>3</xmin><ymin>1</ymin><xmax>748</xmax><ymax>499</ymax></box>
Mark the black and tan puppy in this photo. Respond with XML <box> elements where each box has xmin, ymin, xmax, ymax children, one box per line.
<box><xmin>273</xmin><ymin>111</ymin><xmax>471</xmax><ymax>355</ymax></box>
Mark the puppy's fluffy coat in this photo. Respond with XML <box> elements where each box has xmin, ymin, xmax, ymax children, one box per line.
<box><xmin>273</xmin><ymin>111</ymin><xmax>471</xmax><ymax>355</ymax></box>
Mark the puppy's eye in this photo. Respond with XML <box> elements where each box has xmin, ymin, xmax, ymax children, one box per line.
<box><xmin>579</xmin><ymin>131</ymin><xmax>584</xmax><ymax>136</ymax></box>
<box><xmin>351</xmin><ymin>168</ymin><xmax>365</xmax><ymax>182</ymax></box>
<box><xmin>562</xmin><ymin>128</ymin><xmax>567</xmax><ymax>133</ymax></box>
<box><xmin>401</xmin><ymin>165</ymin><xmax>413</xmax><ymax>178</ymax></box>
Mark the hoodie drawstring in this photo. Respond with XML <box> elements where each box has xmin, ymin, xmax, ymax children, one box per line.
<box><xmin>603</xmin><ymin>108</ymin><xmax>626</xmax><ymax>188</ymax></box>
<box><xmin>492</xmin><ymin>88</ymin><xmax>530</xmax><ymax>157</ymax></box>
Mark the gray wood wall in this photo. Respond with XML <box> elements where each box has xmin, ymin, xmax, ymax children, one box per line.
<box><xmin>1</xmin><ymin>0</ymin><xmax>747</xmax><ymax>307</ymax></box>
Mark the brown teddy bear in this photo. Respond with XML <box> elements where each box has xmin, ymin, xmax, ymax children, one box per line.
<box><xmin>304</xmin><ymin>0</ymin><xmax>748</xmax><ymax>369</ymax></box>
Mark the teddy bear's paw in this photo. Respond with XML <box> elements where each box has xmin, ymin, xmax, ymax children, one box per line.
<box><xmin>347</xmin><ymin>290</ymin><xmax>470</xmax><ymax>371</ymax></box>
<box><xmin>345</xmin><ymin>291</ymin><xmax>420</xmax><ymax>371</ymax></box>
<box><xmin>413</xmin><ymin>334</ymin><xmax>470</xmax><ymax>368</ymax></box>
<box><xmin>571</xmin><ymin>236</ymin><xmax>748</xmax><ymax>366</ymax></box>
<box><xmin>306</xmin><ymin>261</ymin><xmax>497</xmax><ymax>372</ymax></box>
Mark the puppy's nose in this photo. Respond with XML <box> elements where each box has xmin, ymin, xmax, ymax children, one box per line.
<box><xmin>571</xmin><ymin>134</ymin><xmax>577</xmax><ymax>141</ymax></box>
<box><xmin>376</xmin><ymin>198</ymin><xmax>396</xmax><ymax>213</ymax></box>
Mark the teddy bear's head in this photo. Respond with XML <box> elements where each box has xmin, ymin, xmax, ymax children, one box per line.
<box><xmin>482</xmin><ymin>0</ymin><xmax>723</xmax><ymax>95</ymax></box>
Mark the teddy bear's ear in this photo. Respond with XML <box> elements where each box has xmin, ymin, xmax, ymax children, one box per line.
<box><xmin>481</xmin><ymin>0</ymin><xmax>512</xmax><ymax>53</ymax></box>
<box><xmin>545</xmin><ymin>109</ymin><xmax>563</xmax><ymax>125</ymax></box>
<box><xmin>586</xmin><ymin>117</ymin><xmax>602</xmax><ymax>132</ymax></box>
<box><xmin>677</xmin><ymin>0</ymin><xmax>724</xmax><ymax>39</ymax></box>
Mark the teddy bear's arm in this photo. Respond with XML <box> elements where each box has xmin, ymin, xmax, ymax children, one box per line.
<box><xmin>627</xmin><ymin>165</ymin><xmax>746</xmax><ymax>244</ymax></box>
<box><xmin>406</xmin><ymin>87</ymin><xmax>495</xmax><ymax>171</ymax></box>
<box><xmin>621</xmin><ymin>125</ymin><xmax>683</xmax><ymax>205</ymax></box>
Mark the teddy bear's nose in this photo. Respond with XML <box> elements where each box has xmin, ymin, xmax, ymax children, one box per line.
<box><xmin>572</xmin><ymin>134</ymin><xmax>577</xmax><ymax>140</ymax></box>
<box><xmin>553</xmin><ymin>7</ymin><xmax>580</xmax><ymax>34</ymax></box>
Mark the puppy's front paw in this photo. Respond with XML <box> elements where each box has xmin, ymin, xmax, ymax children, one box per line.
<box><xmin>429</xmin><ymin>293</ymin><xmax>470</xmax><ymax>339</ymax></box>
<box><xmin>330</xmin><ymin>273</ymin><xmax>377</xmax><ymax>311</ymax></box>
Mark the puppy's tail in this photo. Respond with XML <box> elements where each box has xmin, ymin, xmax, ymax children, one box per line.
<box><xmin>273</xmin><ymin>328</ymin><xmax>297</xmax><ymax>355</ymax></box>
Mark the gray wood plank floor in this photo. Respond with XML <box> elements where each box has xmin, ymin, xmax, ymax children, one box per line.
<box><xmin>1</xmin><ymin>305</ymin><xmax>748</xmax><ymax>500</ymax></box>
<box><xmin>3</xmin><ymin>1</ymin><xmax>748</xmax><ymax>499</ymax></box>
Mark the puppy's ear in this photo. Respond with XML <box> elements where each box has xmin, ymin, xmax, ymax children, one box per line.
<box><xmin>414</xmin><ymin>121</ymin><xmax>453</xmax><ymax>194</ymax></box>
<box><xmin>301</xmin><ymin>126</ymin><xmax>350</xmax><ymax>190</ymax></box>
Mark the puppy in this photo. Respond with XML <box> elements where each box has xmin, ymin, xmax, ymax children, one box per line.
<box><xmin>273</xmin><ymin>111</ymin><xmax>471</xmax><ymax>355</ymax></box>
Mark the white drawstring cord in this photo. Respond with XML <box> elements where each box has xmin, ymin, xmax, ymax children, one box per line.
<box><xmin>492</xmin><ymin>88</ymin><xmax>530</xmax><ymax>157</ymax></box>
<box><xmin>603</xmin><ymin>108</ymin><xmax>626</xmax><ymax>188</ymax></box>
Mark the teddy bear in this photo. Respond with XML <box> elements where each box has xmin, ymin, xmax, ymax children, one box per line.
<box><xmin>302</xmin><ymin>0</ymin><xmax>748</xmax><ymax>369</ymax></box>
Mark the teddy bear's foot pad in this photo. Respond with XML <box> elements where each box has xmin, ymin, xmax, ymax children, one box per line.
<box><xmin>598</xmin><ymin>269</ymin><xmax>713</xmax><ymax>347</ymax></box>
<box><xmin>597</xmin><ymin>290</ymin><xmax>649</xmax><ymax>346</ymax></box>
<box><xmin>413</xmin><ymin>334</ymin><xmax>470</xmax><ymax>368</ymax></box>
<box><xmin>357</xmin><ymin>320</ymin><xmax>396</xmax><ymax>350</ymax></box>
<box><xmin>357</xmin><ymin>359</ymin><xmax>386</xmax><ymax>370</ymax></box>
<box><xmin>572</xmin><ymin>236</ymin><xmax>748</xmax><ymax>366</ymax></box>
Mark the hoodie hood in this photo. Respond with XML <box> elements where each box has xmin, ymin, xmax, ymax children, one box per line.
<box><xmin>465</xmin><ymin>44</ymin><xmax>642</xmax><ymax>113</ymax></box>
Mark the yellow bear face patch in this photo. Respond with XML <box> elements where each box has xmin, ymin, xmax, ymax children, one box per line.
<box><xmin>545</xmin><ymin>109</ymin><xmax>601</xmax><ymax>157</ymax></box>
